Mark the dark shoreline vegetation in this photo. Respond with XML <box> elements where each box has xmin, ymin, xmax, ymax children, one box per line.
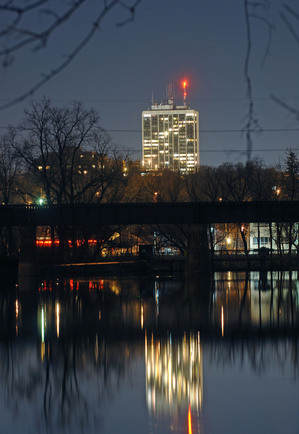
<box><xmin>1</xmin><ymin>100</ymin><xmax>299</xmax><ymax>270</ymax></box>
<box><xmin>3</xmin><ymin>252</ymin><xmax>299</xmax><ymax>282</ymax></box>
<box><xmin>47</xmin><ymin>254</ymin><xmax>299</xmax><ymax>276</ymax></box>
<box><xmin>0</xmin><ymin>270</ymin><xmax>298</xmax><ymax>339</ymax></box>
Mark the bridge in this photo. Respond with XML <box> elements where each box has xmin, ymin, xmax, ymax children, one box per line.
<box><xmin>0</xmin><ymin>200</ymin><xmax>299</xmax><ymax>226</ymax></box>
<box><xmin>2</xmin><ymin>200</ymin><xmax>298</xmax><ymax>280</ymax></box>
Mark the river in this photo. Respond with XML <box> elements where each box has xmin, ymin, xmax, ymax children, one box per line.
<box><xmin>0</xmin><ymin>271</ymin><xmax>298</xmax><ymax>433</ymax></box>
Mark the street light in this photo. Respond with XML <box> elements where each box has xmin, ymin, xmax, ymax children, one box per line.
<box><xmin>37</xmin><ymin>197</ymin><xmax>44</xmax><ymax>205</ymax></box>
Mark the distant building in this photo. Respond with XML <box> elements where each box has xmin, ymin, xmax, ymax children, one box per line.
<box><xmin>249</xmin><ymin>222</ymin><xmax>299</xmax><ymax>252</ymax></box>
<box><xmin>142</xmin><ymin>84</ymin><xmax>199</xmax><ymax>173</ymax></box>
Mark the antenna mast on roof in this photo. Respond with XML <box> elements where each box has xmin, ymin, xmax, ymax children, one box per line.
<box><xmin>167</xmin><ymin>83</ymin><xmax>175</xmax><ymax>104</ymax></box>
<box><xmin>182</xmin><ymin>80</ymin><xmax>188</xmax><ymax>106</ymax></box>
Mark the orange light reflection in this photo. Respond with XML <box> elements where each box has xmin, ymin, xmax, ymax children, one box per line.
<box><xmin>188</xmin><ymin>403</ymin><xmax>193</xmax><ymax>434</ymax></box>
<box><xmin>221</xmin><ymin>305</ymin><xmax>224</xmax><ymax>337</ymax></box>
<box><xmin>36</xmin><ymin>239</ymin><xmax>101</xmax><ymax>247</ymax></box>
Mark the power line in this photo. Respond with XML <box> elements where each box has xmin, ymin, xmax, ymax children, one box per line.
<box><xmin>1</xmin><ymin>126</ymin><xmax>299</xmax><ymax>133</ymax></box>
<box><xmin>2</xmin><ymin>95</ymin><xmax>299</xmax><ymax>101</ymax></box>
<box><xmin>1</xmin><ymin>96</ymin><xmax>299</xmax><ymax>104</ymax></box>
<box><xmin>200</xmin><ymin>148</ymin><xmax>299</xmax><ymax>153</ymax></box>
<box><xmin>129</xmin><ymin>148</ymin><xmax>299</xmax><ymax>153</ymax></box>
<box><xmin>104</xmin><ymin>128</ymin><xmax>299</xmax><ymax>133</ymax></box>
<box><xmin>113</xmin><ymin>148</ymin><xmax>299</xmax><ymax>153</ymax></box>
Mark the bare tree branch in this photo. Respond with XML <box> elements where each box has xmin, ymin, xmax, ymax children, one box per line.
<box><xmin>243</xmin><ymin>1</ymin><xmax>273</xmax><ymax>161</ymax></box>
<box><xmin>0</xmin><ymin>0</ymin><xmax>87</xmax><ymax>55</ymax></box>
<box><xmin>271</xmin><ymin>94</ymin><xmax>299</xmax><ymax>122</ymax></box>
<box><xmin>280</xmin><ymin>4</ymin><xmax>299</xmax><ymax>46</ymax></box>
<box><xmin>249</xmin><ymin>13</ymin><xmax>274</xmax><ymax>67</ymax></box>
<box><xmin>116</xmin><ymin>0</ymin><xmax>142</xmax><ymax>27</ymax></box>
<box><xmin>283</xmin><ymin>4</ymin><xmax>299</xmax><ymax>22</ymax></box>
<box><xmin>271</xmin><ymin>5</ymin><xmax>299</xmax><ymax>119</ymax></box>
<box><xmin>244</xmin><ymin>0</ymin><xmax>262</xmax><ymax>161</ymax></box>
<box><xmin>0</xmin><ymin>0</ymin><xmax>143</xmax><ymax>111</ymax></box>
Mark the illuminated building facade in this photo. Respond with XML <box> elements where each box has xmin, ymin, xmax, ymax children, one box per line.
<box><xmin>145</xmin><ymin>332</ymin><xmax>203</xmax><ymax>411</ymax></box>
<box><xmin>249</xmin><ymin>222</ymin><xmax>299</xmax><ymax>252</ymax></box>
<box><xmin>145</xmin><ymin>331</ymin><xmax>202</xmax><ymax>432</ymax></box>
<box><xmin>142</xmin><ymin>86</ymin><xmax>199</xmax><ymax>173</ymax></box>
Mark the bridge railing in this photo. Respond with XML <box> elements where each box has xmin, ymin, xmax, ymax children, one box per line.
<box><xmin>1</xmin><ymin>200</ymin><xmax>299</xmax><ymax>226</ymax></box>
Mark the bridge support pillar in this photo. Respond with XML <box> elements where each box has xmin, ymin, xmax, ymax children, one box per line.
<box><xmin>185</xmin><ymin>224</ymin><xmax>212</xmax><ymax>275</ymax></box>
<box><xmin>18</xmin><ymin>225</ymin><xmax>39</xmax><ymax>291</ymax></box>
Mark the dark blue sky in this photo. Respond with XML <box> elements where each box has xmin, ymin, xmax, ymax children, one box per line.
<box><xmin>1</xmin><ymin>0</ymin><xmax>299</xmax><ymax>166</ymax></box>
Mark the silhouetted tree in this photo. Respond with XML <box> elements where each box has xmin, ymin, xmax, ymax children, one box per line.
<box><xmin>0</xmin><ymin>128</ymin><xmax>21</xmax><ymax>254</ymax></box>
<box><xmin>281</xmin><ymin>149</ymin><xmax>299</xmax><ymax>201</ymax></box>
<box><xmin>0</xmin><ymin>0</ymin><xmax>143</xmax><ymax>110</ymax></box>
<box><xmin>0</xmin><ymin>128</ymin><xmax>19</xmax><ymax>205</ymax></box>
<box><xmin>185</xmin><ymin>166</ymin><xmax>222</xmax><ymax>202</ymax></box>
<box><xmin>13</xmin><ymin>98</ymin><xmax>131</xmax><ymax>259</ymax></box>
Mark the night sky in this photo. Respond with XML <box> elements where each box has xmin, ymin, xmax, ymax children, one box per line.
<box><xmin>1</xmin><ymin>0</ymin><xmax>299</xmax><ymax>167</ymax></box>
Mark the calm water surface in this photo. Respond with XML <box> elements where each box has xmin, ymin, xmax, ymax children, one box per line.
<box><xmin>0</xmin><ymin>271</ymin><xmax>298</xmax><ymax>433</ymax></box>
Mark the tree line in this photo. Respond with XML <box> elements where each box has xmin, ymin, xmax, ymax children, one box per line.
<box><xmin>1</xmin><ymin>99</ymin><xmax>299</xmax><ymax>260</ymax></box>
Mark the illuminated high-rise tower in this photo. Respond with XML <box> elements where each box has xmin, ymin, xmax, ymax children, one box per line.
<box><xmin>142</xmin><ymin>81</ymin><xmax>199</xmax><ymax>173</ymax></box>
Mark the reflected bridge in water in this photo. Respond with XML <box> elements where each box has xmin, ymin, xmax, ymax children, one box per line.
<box><xmin>0</xmin><ymin>272</ymin><xmax>298</xmax><ymax>433</ymax></box>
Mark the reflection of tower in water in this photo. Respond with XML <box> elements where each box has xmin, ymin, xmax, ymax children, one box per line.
<box><xmin>145</xmin><ymin>331</ymin><xmax>202</xmax><ymax>433</ymax></box>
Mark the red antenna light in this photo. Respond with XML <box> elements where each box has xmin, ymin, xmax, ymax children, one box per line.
<box><xmin>182</xmin><ymin>79</ymin><xmax>188</xmax><ymax>106</ymax></box>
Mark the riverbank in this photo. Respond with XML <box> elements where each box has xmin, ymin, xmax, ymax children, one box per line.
<box><xmin>44</xmin><ymin>256</ymin><xmax>186</xmax><ymax>277</ymax></box>
<box><xmin>2</xmin><ymin>253</ymin><xmax>299</xmax><ymax>281</ymax></box>
<box><xmin>0</xmin><ymin>256</ymin><xmax>18</xmax><ymax>282</ymax></box>
<box><xmin>40</xmin><ymin>253</ymin><xmax>299</xmax><ymax>277</ymax></box>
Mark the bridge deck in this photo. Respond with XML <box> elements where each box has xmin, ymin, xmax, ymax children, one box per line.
<box><xmin>0</xmin><ymin>201</ymin><xmax>298</xmax><ymax>226</ymax></box>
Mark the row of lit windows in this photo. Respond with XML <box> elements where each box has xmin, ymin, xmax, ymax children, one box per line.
<box><xmin>144</xmin><ymin>155</ymin><xmax>197</xmax><ymax>160</ymax></box>
<box><xmin>143</xmin><ymin>134</ymin><xmax>195</xmax><ymax>141</ymax></box>
<box><xmin>143</xmin><ymin>122</ymin><xmax>196</xmax><ymax>128</ymax></box>
<box><xmin>144</xmin><ymin>146</ymin><xmax>197</xmax><ymax>153</ymax></box>
<box><xmin>253</xmin><ymin>237</ymin><xmax>270</xmax><ymax>244</ymax></box>
<box><xmin>144</xmin><ymin>145</ymin><xmax>196</xmax><ymax>150</ymax></box>
<box><xmin>144</xmin><ymin>148</ymin><xmax>197</xmax><ymax>155</ymax></box>
<box><xmin>143</xmin><ymin>113</ymin><xmax>197</xmax><ymax>119</ymax></box>
<box><xmin>143</xmin><ymin>128</ymin><xmax>196</xmax><ymax>134</ymax></box>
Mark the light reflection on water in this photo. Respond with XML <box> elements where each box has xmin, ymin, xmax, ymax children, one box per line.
<box><xmin>0</xmin><ymin>271</ymin><xmax>298</xmax><ymax>433</ymax></box>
